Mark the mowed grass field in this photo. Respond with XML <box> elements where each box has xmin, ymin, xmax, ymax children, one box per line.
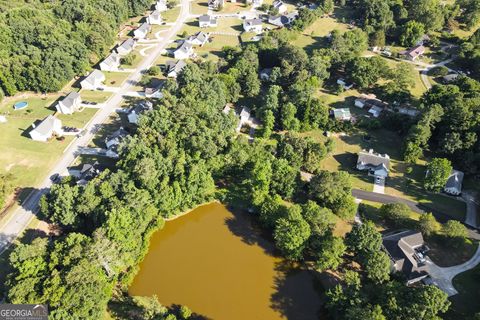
<box><xmin>0</xmin><ymin>96</ymin><xmax>75</xmax><ymax>189</ymax></box>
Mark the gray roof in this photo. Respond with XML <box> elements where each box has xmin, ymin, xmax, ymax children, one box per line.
<box><xmin>383</xmin><ymin>230</ymin><xmax>428</xmax><ymax>280</ymax></box>
<box><xmin>137</xmin><ymin>22</ymin><xmax>150</xmax><ymax>33</ymax></box>
<box><xmin>118</xmin><ymin>38</ymin><xmax>135</xmax><ymax>52</ymax></box>
<box><xmin>269</xmin><ymin>15</ymin><xmax>289</xmax><ymax>26</ymax></box>
<box><xmin>244</xmin><ymin>18</ymin><xmax>262</xmax><ymax>26</ymax></box>
<box><xmin>403</xmin><ymin>45</ymin><xmax>425</xmax><ymax>58</ymax></box>
<box><xmin>102</xmin><ymin>52</ymin><xmax>119</xmax><ymax>68</ymax></box>
<box><xmin>188</xmin><ymin>31</ymin><xmax>208</xmax><ymax>43</ymax></box>
<box><xmin>130</xmin><ymin>101</ymin><xmax>153</xmax><ymax>115</ymax></box>
<box><xmin>33</xmin><ymin>115</ymin><xmax>60</xmax><ymax>136</ymax></box>
<box><xmin>333</xmin><ymin>108</ymin><xmax>351</xmax><ymax>119</ymax></box>
<box><xmin>199</xmin><ymin>14</ymin><xmax>213</xmax><ymax>22</ymax></box>
<box><xmin>445</xmin><ymin>170</ymin><xmax>464</xmax><ymax>190</ymax></box>
<box><xmin>176</xmin><ymin>41</ymin><xmax>193</xmax><ymax>53</ymax></box>
<box><xmin>150</xmin><ymin>10</ymin><xmax>161</xmax><ymax>19</ymax></box>
<box><xmin>84</xmin><ymin>70</ymin><xmax>105</xmax><ymax>86</ymax></box>
<box><xmin>61</xmin><ymin>91</ymin><xmax>81</xmax><ymax>109</ymax></box>
<box><xmin>273</xmin><ymin>0</ymin><xmax>285</xmax><ymax>8</ymax></box>
<box><xmin>166</xmin><ymin>60</ymin><xmax>187</xmax><ymax>74</ymax></box>
<box><xmin>357</xmin><ymin>150</ymin><xmax>390</xmax><ymax>167</ymax></box>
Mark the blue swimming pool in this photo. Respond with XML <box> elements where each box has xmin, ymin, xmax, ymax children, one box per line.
<box><xmin>13</xmin><ymin>101</ymin><xmax>28</xmax><ymax>110</ymax></box>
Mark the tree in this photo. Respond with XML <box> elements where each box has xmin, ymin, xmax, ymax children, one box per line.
<box><xmin>302</xmin><ymin>200</ymin><xmax>336</xmax><ymax>237</ymax></box>
<box><xmin>442</xmin><ymin>220</ymin><xmax>468</xmax><ymax>245</ymax></box>
<box><xmin>400</xmin><ymin>21</ymin><xmax>425</xmax><ymax>47</ymax></box>
<box><xmin>0</xmin><ymin>172</ymin><xmax>14</xmax><ymax>209</ymax></box>
<box><xmin>180</xmin><ymin>305</ymin><xmax>192</xmax><ymax>319</ymax></box>
<box><xmin>274</xmin><ymin>206</ymin><xmax>311</xmax><ymax>260</ymax></box>
<box><xmin>262</xmin><ymin>109</ymin><xmax>275</xmax><ymax>138</ymax></box>
<box><xmin>345</xmin><ymin>221</ymin><xmax>382</xmax><ymax>254</ymax></box>
<box><xmin>121</xmin><ymin>53</ymin><xmax>137</xmax><ymax>66</ymax></box>
<box><xmin>309</xmin><ymin>171</ymin><xmax>357</xmax><ymax>219</ymax></box>
<box><xmin>248</xmin><ymin>158</ymin><xmax>272</xmax><ymax>207</ymax></box>
<box><xmin>424</xmin><ymin>158</ymin><xmax>452</xmax><ymax>192</ymax></box>
<box><xmin>418</xmin><ymin>213</ymin><xmax>439</xmax><ymax>236</ymax></box>
<box><xmin>147</xmin><ymin>65</ymin><xmax>161</xmax><ymax>76</ymax></box>
<box><xmin>280</xmin><ymin>102</ymin><xmax>300</xmax><ymax>131</ymax></box>
<box><xmin>271</xmin><ymin>159</ymin><xmax>298</xmax><ymax>199</ymax></box>
<box><xmin>316</xmin><ymin>235</ymin><xmax>346</xmax><ymax>271</ymax></box>
<box><xmin>409</xmin><ymin>0</ymin><xmax>446</xmax><ymax>31</ymax></box>
<box><xmin>380</xmin><ymin>203</ymin><xmax>411</xmax><ymax>226</ymax></box>
<box><xmin>348</xmin><ymin>56</ymin><xmax>389</xmax><ymax>89</ymax></box>
<box><xmin>363</xmin><ymin>250</ymin><xmax>391</xmax><ymax>284</ymax></box>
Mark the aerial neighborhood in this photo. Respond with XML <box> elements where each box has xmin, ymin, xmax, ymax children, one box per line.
<box><xmin>0</xmin><ymin>0</ymin><xmax>479</xmax><ymax>319</ymax></box>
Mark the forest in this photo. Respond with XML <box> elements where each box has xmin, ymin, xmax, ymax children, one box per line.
<box><xmin>0</xmin><ymin>0</ymin><xmax>151</xmax><ymax>98</ymax></box>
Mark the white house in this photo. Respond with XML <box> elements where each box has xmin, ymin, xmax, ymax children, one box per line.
<box><xmin>127</xmin><ymin>101</ymin><xmax>153</xmax><ymax>125</ymax></box>
<box><xmin>208</xmin><ymin>0</ymin><xmax>224</xmax><ymax>10</ymax></box>
<box><xmin>147</xmin><ymin>10</ymin><xmax>163</xmax><ymax>25</ymax></box>
<box><xmin>237</xmin><ymin>107</ymin><xmax>251</xmax><ymax>132</ymax></box>
<box><xmin>333</xmin><ymin>108</ymin><xmax>352</xmax><ymax>121</ymax></box>
<box><xmin>337</xmin><ymin>78</ymin><xmax>353</xmax><ymax>90</ymax></box>
<box><xmin>174</xmin><ymin>41</ymin><xmax>194</xmax><ymax>60</ymax></box>
<box><xmin>444</xmin><ymin>170</ymin><xmax>464</xmax><ymax>196</ymax></box>
<box><xmin>243</xmin><ymin>18</ymin><xmax>263</xmax><ymax>33</ymax></box>
<box><xmin>400</xmin><ymin>45</ymin><xmax>425</xmax><ymax>61</ymax></box>
<box><xmin>80</xmin><ymin>70</ymin><xmax>105</xmax><ymax>90</ymax></box>
<box><xmin>116</xmin><ymin>38</ymin><xmax>136</xmax><ymax>56</ymax></box>
<box><xmin>29</xmin><ymin>115</ymin><xmax>63</xmax><ymax>142</ymax></box>
<box><xmin>186</xmin><ymin>32</ymin><xmax>209</xmax><ymax>46</ymax></box>
<box><xmin>99</xmin><ymin>52</ymin><xmax>121</xmax><ymax>71</ymax></box>
<box><xmin>156</xmin><ymin>0</ymin><xmax>168</xmax><ymax>12</ymax></box>
<box><xmin>134</xmin><ymin>23</ymin><xmax>151</xmax><ymax>39</ymax></box>
<box><xmin>56</xmin><ymin>92</ymin><xmax>82</xmax><ymax>115</ymax></box>
<box><xmin>198</xmin><ymin>14</ymin><xmax>217</xmax><ymax>28</ymax></box>
<box><xmin>356</xmin><ymin>149</ymin><xmax>390</xmax><ymax>178</ymax></box>
<box><xmin>272</xmin><ymin>0</ymin><xmax>287</xmax><ymax>14</ymax></box>
<box><xmin>368</xmin><ymin>105</ymin><xmax>383</xmax><ymax>118</ymax></box>
<box><xmin>268</xmin><ymin>11</ymin><xmax>297</xmax><ymax>27</ymax></box>
<box><xmin>246</xmin><ymin>0</ymin><xmax>263</xmax><ymax>6</ymax></box>
<box><xmin>165</xmin><ymin>60</ymin><xmax>187</xmax><ymax>78</ymax></box>
<box><xmin>105</xmin><ymin>127</ymin><xmax>129</xmax><ymax>149</ymax></box>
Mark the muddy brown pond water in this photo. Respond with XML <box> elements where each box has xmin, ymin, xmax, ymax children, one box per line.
<box><xmin>129</xmin><ymin>202</ymin><xmax>323</xmax><ymax>319</ymax></box>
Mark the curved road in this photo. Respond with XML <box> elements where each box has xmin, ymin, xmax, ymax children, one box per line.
<box><xmin>0</xmin><ymin>0</ymin><xmax>191</xmax><ymax>255</ymax></box>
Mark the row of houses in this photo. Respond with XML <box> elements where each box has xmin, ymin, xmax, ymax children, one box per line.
<box><xmin>173</xmin><ymin>31</ymin><xmax>210</xmax><ymax>60</ymax></box>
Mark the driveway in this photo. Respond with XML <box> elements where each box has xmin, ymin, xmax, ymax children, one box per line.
<box><xmin>426</xmin><ymin>244</ymin><xmax>480</xmax><ymax>296</ymax></box>
<box><xmin>463</xmin><ymin>191</ymin><xmax>478</xmax><ymax>228</ymax></box>
<box><xmin>372</xmin><ymin>177</ymin><xmax>385</xmax><ymax>194</ymax></box>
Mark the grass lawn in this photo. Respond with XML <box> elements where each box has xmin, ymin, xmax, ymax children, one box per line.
<box><xmin>191</xmin><ymin>0</ymin><xmax>209</xmax><ymax>15</ymax></box>
<box><xmin>57</xmin><ymin>108</ymin><xmax>98</xmax><ymax>129</ymax></box>
<box><xmin>447</xmin><ymin>264</ymin><xmax>480</xmax><ymax>319</ymax></box>
<box><xmin>303</xmin><ymin>124</ymin><xmax>466</xmax><ymax>220</ymax></box>
<box><xmin>180</xmin><ymin>18</ymin><xmax>243</xmax><ymax>37</ymax></box>
<box><xmin>333</xmin><ymin>217</ymin><xmax>352</xmax><ymax>237</ymax></box>
<box><xmin>120</xmin><ymin>49</ymin><xmax>144</xmax><ymax>69</ymax></box>
<box><xmin>0</xmin><ymin>96</ymin><xmax>75</xmax><ymax>189</ymax></box>
<box><xmin>221</xmin><ymin>1</ymin><xmax>250</xmax><ymax>13</ymax></box>
<box><xmin>79</xmin><ymin>90</ymin><xmax>113</xmax><ymax>103</ymax></box>
<box><xmin>379</xmin><ymin>56</ymin><xmax>427</xmax><ymax>99</ymax></box>
<box><xmin>197</xmin><ymin>35</ymin><xmax>241</xmax><ymax>60</ymax></box>
<box><xmin>103</xmin><ymin>72</ymin><xmax>131</xmax><ymax>87</ymax></box>
<box><xmin>163</xmin><ymin>6</ymin><xmax>181</xmax><ymax>22</ymax></box>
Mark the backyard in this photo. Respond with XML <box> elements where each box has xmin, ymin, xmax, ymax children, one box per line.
<box><xmin>448</xmin><ymin>264</ymin><xmax>480</xmax><ymax>319</ymax></box>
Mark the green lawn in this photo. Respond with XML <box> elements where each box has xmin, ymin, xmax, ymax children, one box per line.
<box><xmin>191</xmin><ymin>0</ymin><xmax>209</xmax><ymax>15</ymax></box>
<box><xmin>0</xmin><ymin>96</ymin><xmax>75</xmax><ymax>189</ymax></box>
<box><xmin>57</xmin><ymin>108</ymin><xmax>98</xmax><ymax>129</ymax></box>
<box><xmin>448</xmin><ymin>263</ymin><xmax>480</xmax><ymax>319</ymax></box>
<box><xmin>162</xmin><ymin>6</ymin><xmax>181</xmax><ymax>22</ymax></box>
<box><xmin>197</xmin><ymin>35</ymin><xmax>241</xmax><ymax>61</ymax></box>
<box><xmin>103</xmin><ymin>72</ymin><xmax>131</xmax><ymax>87</ymax></box>
<box><xmin>119</xmin><ymin>49</ymin><xmax>143</xmax><ymax>69</ymax></box>
<box><xmin>79</xmin><ymin>90</ymin><xmax>113</xmax><ymax>103</ymax></box>
<box><xmin>179</xmin><ymin>18</ymin><xmax>242</xmax><ymax>38</ymax></box>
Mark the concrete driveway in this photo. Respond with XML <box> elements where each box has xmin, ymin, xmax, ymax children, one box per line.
<box><xmin>373</xmin><ymin>176</ymin><xmax>385</xmax><ymax>194</ymax></box>
<box><xmin>426</xmin><ymin>245</ymin><xmax>480</xmax><ymax>296</ymax></box>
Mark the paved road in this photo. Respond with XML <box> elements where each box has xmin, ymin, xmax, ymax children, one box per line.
<box><xmin>352</xmin><ymin>189</ymin><xmax>480</xmax><ymax>240</ymax></box>
<box><xmin>462</xmin><ymin>191</ymin><xmax>478</xmax><ymax>228</ymax></box>
<box><xmin>0</xmin><ymin>0</ymin><xmax>191</xmax><ymax>255</ymax></box>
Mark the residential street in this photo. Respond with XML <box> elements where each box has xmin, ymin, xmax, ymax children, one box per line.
<box><xmin>0</xmin><ymin>0</ymin><xmax>191</xmax><ymax>255</ymax></box>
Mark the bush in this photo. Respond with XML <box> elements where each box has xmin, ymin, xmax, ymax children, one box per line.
<box><xmin>120</xmin><ymin>53</ymin><xmax>136</xmax><ymax>66</ymax></box>
<box><xmin>428</xmin><ymin>66</ymin><xmax>449</xmax><ymax>77</ymax></box>
<box><xmin>380</xmin><ymin>203</ymin><xmax>410</xmax><ymax>226</ymax></box>
<box><xmin>147</xmin><ymin>66</ymin><xmax>161</xmax><ymax>76</ymax></box>
<box><xmin>442</xmin><ymin>220</ymin><xmax>468</xmax><ymax>241</ymax></box>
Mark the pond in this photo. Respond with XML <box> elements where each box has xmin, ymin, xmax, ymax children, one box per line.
<box><xmin>129</xmin><ymin>202</ymin><xmax>324</xmax><ymax>319</ymax></box>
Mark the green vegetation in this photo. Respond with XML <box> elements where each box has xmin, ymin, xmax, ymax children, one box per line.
<box><xmin>0</xmin><ymin>0</ymin><xmax>153</xmax><ymax>96</ymax></box>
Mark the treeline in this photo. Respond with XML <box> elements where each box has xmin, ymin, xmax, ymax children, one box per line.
<box><xmin>0</xmin><ymin>0</ymin><xmax>151</xmax><ymax>99</ymax></box>
<box><xmin>404</xmin><ymin>76</ymin><xmax>480</xmax><ymax>174</ymax></box>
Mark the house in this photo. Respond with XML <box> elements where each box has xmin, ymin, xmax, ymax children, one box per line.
<box><xmin>116</xmin><ymin>38</ymin><xmax>136</xmax><ymax>56</ymax></box>
<box><xmin>186</xmin><ymin>32</ymin><xmax>209</xmax><ymax>46</ymax></box>
<box><xmin>336</xmin><ymin>78</ymin><xmax>353</xmax><ymax>90</ymax></box>
<box><xmin>243</xmin><ymin>18</ymin><xmax>263</xmax><ymax>33</ymax></box>
<box><xmin>134</xmin><ymin>23</ymin><xmax>151</xmax><ymax>39</ymax></box>
<box><xmin>147</xmin><ymin>10</ymin><xmax>163</xmax><ymax>25</ymax></box>
<box><xmin>355</xmin><ymin>94</ymin><xmax>388</xmax><ymax>117</ymax></box>
<box><xmin>127</xmin><ymin>101</ymin><xmax>153</xmax><ymax>125</ymax></box>
<box><xmin>383</xmin><ymin>230</ymin><xmax>430</xmax><ymax>285</ymax></box>
<box><xmin>397</xmin><ymin>106</ymin><xmax>420</xmax><ymax>117</ymax></box>
<box><xmin>237</xmin><ymin>107</ymin><xmax>251</xmax><ymax>132</ymax></box>
<box><xmin>165</xmin><ymin>60</ymin><xmax>187</xmax><ymax>78</ymax></box>
<box><xmin>272</xmin><ymin>0</ymin><xmax>287</xmax><ymax>14</ymax></box>
<box><xmin>145</xmin><ymin>87</ymin><xmax>163</xmax><ymax>99</ymax></box>
<box><xmin>368</xmin><ymin>105</ymin><xmax>383</xmax><ymax>118</ymax></box>
<box><xmin>259</xmin><ymin>68</ymin><xmax>272</xmax><ymax>81</ymax></box>
<box><xmin>99</xmin><ymin>52</ymin><xmax>121</xmax><ymax>71</ymax></box>
<box><xmin>155</xmin><ymin>0</ymin><xmax>168</xmax><ymax>12</ymax></box>
<box><xmin>208</xmin><ymin>0</ymin><xmax>224</xmax><ymax>10</ymax></box>
<box><xmin>174</xmin><ymin>41</ymin><xmax>194</xmax><ymax>60</ymax></box>
<box><xmin>356</xmin><ymin>149</ymin><xmax>390</xmax><ymax>178</ymax></box>
<box><xmin>77</xmin><ymin>161</ymin><xmax>100</xmax><ymax>185</ymax></box>
<box><xmin>400</xmin><ymin>45</ymin><xmax>425</xmax><ymax>61</ymax></box>
<box><xmin>442</xmin><ymin>73</ymin><xmax>459</xmax><ymax>83</ymax></box>
<box><xmin>80</xmin><ymin>70</ymin><xmax>105</xmax><ymax>90</ymax></box>
<box><xmin>444</xmin><ymin>170</ymin><xmax>464</xmax><ymax>196</ymax></box>
<box><xmin>268</xmin><ymin>11</ymin><xmax>298</xmax><ymax>27</ymax></box>
<box><xmin>105</xmin><ymin>127</ymin><xmax>129</xmax><ymax>149</ymax></box>
<box><xmin>56</xmin><ymin>92</ymin><xmax>82</xmax><ymax>115</ymax></box>
<box><xmin>29</xmin><ymin>115</ymin><xmax>63</xmax><ymax>142</ymax></box>
<box><xmin>333</xmin><ymin>108</ymin><xmax>352</xmax><ymax>121</ymax></box>
<box><xmin>246</xmin><ymin>0</ymin><xmax>263</xmax><ymax>6</ymax></box>
<box><xmin>198</xmin><ymin>14</ymin><xmax>217</xmax><ymax>28</ymax></box>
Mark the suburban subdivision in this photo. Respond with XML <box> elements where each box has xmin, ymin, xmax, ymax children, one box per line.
<box><xmin>0</xmin><ymin>0</ymin><xmax>479</xmax><ymax>319</ymax></box>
